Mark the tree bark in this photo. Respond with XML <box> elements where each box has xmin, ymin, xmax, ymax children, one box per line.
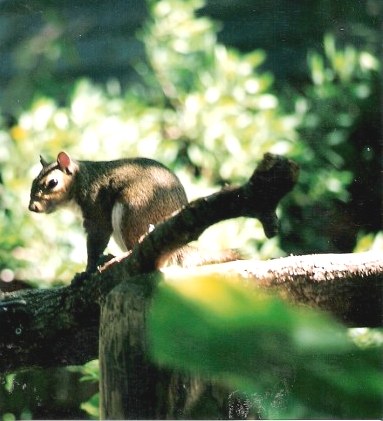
<box><xmin>0</xmin><ymin>252</ymin><xmax>381</xmax><ymax>374</ymax></box>
<box><xmin>99</xmin><ymin>275</ymin><xmax>158</xmax><ymax>419</ymax></box>
<box><xmin>162</xmin><ymin>251</ymin><xmax>383</xmax><ymax>327</ymax></box>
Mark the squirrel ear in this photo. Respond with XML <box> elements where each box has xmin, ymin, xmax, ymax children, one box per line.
<box><xmin>57</xmin><ymin>151</ymin><xmax>75</xmax><ymax>175</ymax></box>
<box><xmin>40</xmin><ymin>155</ymin><xmax>49</xmax><ymax>168</ymax></box>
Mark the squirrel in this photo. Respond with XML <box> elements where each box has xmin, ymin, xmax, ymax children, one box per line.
<box><xmin>29</xmin><ymin>151</ymin><xmax>237</xmax><ymax>273</ymax></box>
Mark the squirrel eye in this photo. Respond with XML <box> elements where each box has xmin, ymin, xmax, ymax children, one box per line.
<box><xmin>47</xmin><ymin>179</ymin><xmax>58</xmax><ymax>189</ymax></box>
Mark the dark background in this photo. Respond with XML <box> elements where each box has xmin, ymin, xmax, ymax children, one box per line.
<box><xmin>0</xmin><ymin>0</ymin><xmax>380</xmax><ymax>112</ymax></box>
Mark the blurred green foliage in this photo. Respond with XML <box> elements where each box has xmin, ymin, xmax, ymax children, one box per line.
<box><xmin>0</xmin><ymin>0</ymin><xmax>381</xmax><ymax>419</ymax></box>
<box><xmin>283</xmin><ymin>33</ymin><xmax>381</xmax><ymax>254</ymax></box>
<box><xmin>0</xmin><ymin>367</ymin><xmax>95</xmax><ymax>419</ymax></box>
<box><xmin>0</xmin><ymin>0</ymin><xmax>299</xmax><ymax>284</ymax></box>
<box><xmin>0</xmin><ymin>0</ymin><xmax>380</xmax><ymax>284</ymax></box>
<box><xmin>68</xmin><ymin>360</ymin><xmax>100</xmax><ymax>420</ymax></box>
<box><xmin>148</xmin><ymin>273</ymin><xmax>383</xmax><ymax>419</ymax></box>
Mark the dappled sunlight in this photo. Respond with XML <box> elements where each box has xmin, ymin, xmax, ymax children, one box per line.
<box><xmin>0</xmin><ymin>0</ymin><xmax>379</xmax><ymax>282</ymax></box>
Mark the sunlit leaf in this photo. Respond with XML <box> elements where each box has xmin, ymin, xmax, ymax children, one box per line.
<box><xmin>80</xmin><ymin>393</ymin><xmax>99</xmax><ymax>419</ymax></box>
<box><xmin>148</xmin><ymin>274</ymin><xmax>383</xmax><ymax>418</ymax></box>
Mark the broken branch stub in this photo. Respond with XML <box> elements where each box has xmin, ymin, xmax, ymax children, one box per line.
<box><xmin>126</xmin><ymin>153</ymin><xmax>299</xmax><ymax>272</ymax></box>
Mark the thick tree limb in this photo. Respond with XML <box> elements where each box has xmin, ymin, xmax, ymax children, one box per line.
<box><xmin>163</xmin><ymin>251</ymin><xmax>383</xmax><ymax>327</ymax></box>
<box><xmin>1</xmin><ymin>252</ymin><xmax>381</xmax><ymax>374</ymax></box>
<box><xmin>0</xmin><ymin>154</ymin><xmax>381</xmax><ymax>374</ymax></box>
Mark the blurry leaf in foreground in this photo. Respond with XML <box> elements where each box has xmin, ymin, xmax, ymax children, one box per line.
<box><xmin>67</xmin><ymin>360</ymin><xmax>99</xmax><ymax>419</ymax></box>
<box><xmin>80</xmin><ymin>393</ymin><xmax>99</xmax><ymax>420</ymax></box>
<box><xmin>148</xmin><ymin>273</ymin><xmax>383</xmax><ymax>419</ymax></box>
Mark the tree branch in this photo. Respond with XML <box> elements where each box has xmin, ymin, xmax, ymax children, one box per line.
<box><xmin>109</xmin><ymin>152</ymin><xmax>299</xmax><ymax>275</ymax></box>
<box><xmin>0</xmin><ymin>154</ymin><xmax>380</xmax><ymax>374</ymax></box>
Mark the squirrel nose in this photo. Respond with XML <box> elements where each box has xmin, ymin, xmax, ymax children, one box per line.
<box><xmin>29</xmin><ymin>202</ymin><xmax>40</xmax><ymax>212</ymax></box>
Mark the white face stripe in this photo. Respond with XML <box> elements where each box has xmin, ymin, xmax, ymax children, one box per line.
<box><xmin>112</xmin><ymin>202</ymin><xmax>127</xmax><ymax>251</ymax></box>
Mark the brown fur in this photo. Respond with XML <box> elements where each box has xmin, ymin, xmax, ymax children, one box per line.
<box><xmin>29</xmin><ymin>151</ymin><xmax>239</xmax><ymax>273</ymax></box>
<box><xmin>29</xmin><ymin>152</ymin><xmax>188</xmax><ymax>272</ymax></box>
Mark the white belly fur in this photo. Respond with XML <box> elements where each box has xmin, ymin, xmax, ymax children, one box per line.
<box><xmin>112</xmin><ymin>203</ymin><xmax>127</xmax><ymax>251</ymax></box>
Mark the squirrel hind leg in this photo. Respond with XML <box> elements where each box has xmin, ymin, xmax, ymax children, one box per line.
<box><xmin>111</xmin><ymin>202</ymin><xmax>129</xmax><ymax>251</ymax></box>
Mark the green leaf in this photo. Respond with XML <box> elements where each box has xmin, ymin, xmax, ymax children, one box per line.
<box><xmin>4</xmin><ymin>373</ymin><xmax>16</xmax><ymax>393</ymax></box>
<box><xmin>148</xmin><ymin>274</ymin><xmax>383</xmax><ymax>418</ymax></box>
<box><xmin>80</xmin><ymin>393</ymin><xmax>99</xmax><ymax>419</ymax></box>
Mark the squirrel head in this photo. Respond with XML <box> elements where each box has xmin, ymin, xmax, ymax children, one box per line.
<box><xmin>29</xmin><ymin>151</ymin><xmax>78</xmax><ymax>214</ymax></box>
